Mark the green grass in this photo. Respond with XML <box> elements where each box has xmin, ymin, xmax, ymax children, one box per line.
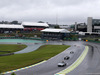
<box><xmin>0</xmin><ymin>45</ymin><xmax>70</xmax><ymax>72</ymax></box>
<box><xmin>0</xmin><ymin>44</ymin><xmax>27</xmax><ymax>54</ymax></box>
<box><xmin>0</xmin><ymin>52</ymin><xmax>7</xmax><ymax>55</ymax></box>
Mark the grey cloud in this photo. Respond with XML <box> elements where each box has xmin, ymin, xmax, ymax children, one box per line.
<box><xmin>0</xmin><ymin>0</ymin><xmax>100</xmax><ymax>24</ymax></box>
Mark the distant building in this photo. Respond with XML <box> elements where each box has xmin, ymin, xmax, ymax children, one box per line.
<box><xmin>48</xmin><ymin>24</ymin><xmax>69</xmax><ymax>29</ymax></box>
<box><xmin>41</xmin><ymin>28</ymin><xmax>70</xmax><ymax>40</ymax></box>
<box><xmin>77</xmin><ymin>23</ymin><xmax>87</xmax><ymax>32</ymax></box>
<box><xmin>48</xmin><ymin>24</ymin><xmax>59</xmax><ymax>28</ymax></box>
<box><xmin>59</xmin><ymin>25</ymin><xmax>70</xmax><ymax>29</ymax></box>
<box><xmin>70</xmin><ymin>23</ymin><xmax>87</xmax><ymax>32</ymax></box>
<box><xmin>87</xmin><ymin>17</ymin><xmax>100</xmax><ymax>32</ymax></box>
<box><xmin>75</xmin><ymin>22</ymin><xmax>77</xmax><ymax>31</ymax></box>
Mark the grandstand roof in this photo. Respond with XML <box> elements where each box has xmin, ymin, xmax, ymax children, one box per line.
<box><xmin>41</xmin><ymin>28</ymin><xmax>70</xmax><ymax>33</ymax></box>
<box><xmin>0</xmin><ymin>24</ymin><xmax>24</xmax><ymax>29</ymax></box>
<box><xmin>22</xmin><ymin>22</ymin><xmax>49</xmax><ymax>27</ymax></box>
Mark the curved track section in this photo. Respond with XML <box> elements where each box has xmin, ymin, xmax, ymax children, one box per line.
<box><xmin>63</xmin><ymin>41</ymin><xmax>100</xmax><ymax>75</ymax></box>
<box><xmin>0</xmin><ymin>42</ymin><xmax>43</xmax><ymax>54</ymax></box>
<box><xmin>3</xmin><ymin>41</ymin><xmax>100</xmax><ymax>75</ymax></box>
<box><xmin>5</xmin><ymin>41</ymin><xmax>86</xmax><ymax>75</ymax></box>
<box><xmin>14</xmin><ymin>43</ymin><xmax>43</xmax><ymax>54</ymax></box>
<box><xmin>55</xmin><ymin>46</ymin><xmax>88</xmax><ymax>75</ymax></box>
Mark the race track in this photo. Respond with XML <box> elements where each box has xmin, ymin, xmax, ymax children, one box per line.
<box><xmin>4</xmin><ymin>41</ymin><xmax>100</xmax><ymax>75</ymax></box>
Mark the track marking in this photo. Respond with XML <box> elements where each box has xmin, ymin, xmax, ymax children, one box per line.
<box><xmin>1</xmin><ymin>60</ymin><xmax>46</xmax><ymax>75</ymax></box>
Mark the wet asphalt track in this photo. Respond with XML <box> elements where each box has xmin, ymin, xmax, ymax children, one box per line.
<box><xmin>63</xmin><ymin>41</ymin><xmax>100</xmax><ymax>75</ymax></box>
<box><xmin>4</xmin><ymin>41</ymin><xmax>100</xmax><ymax>75</ymax></box>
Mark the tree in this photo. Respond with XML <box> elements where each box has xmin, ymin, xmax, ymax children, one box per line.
<box><xmin>38</xmin><ymin>21</ymin><xmax>44</xmax><ymax>23</ymax></box>
<box><xmin>11</xmin><ymin>21</ymin><xmax>18</xmax><ymax>24</ymax></box>
<box><xmin>54</xmin><ymin>25</ymin><xmax>60</xmax><ymax>28</ymax></box>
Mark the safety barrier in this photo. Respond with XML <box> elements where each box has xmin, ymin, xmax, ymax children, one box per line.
<box><xmin>0</xmin><ymin>53</ymin><xmax>14</xmax><ymax>56</ymax></box>
<box><xmin>0</xmin><ymin>37</ymin><xmax>46</xmax><ymax>41</ymax></box>
<box><xmin>88</xmin><ymin>40</ymin><xmax>100</xmax><ymax>43</ymax></box>
<box><xmin>82</xmin><ymin>39</ymin><xmax>100</xmax><ymax>43</ymax></box>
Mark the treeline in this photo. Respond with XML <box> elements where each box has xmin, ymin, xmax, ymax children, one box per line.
<box><xmin>0</xmin><ymin>20</ymin><xmax>21</xmax><ymax>25</ymax></box>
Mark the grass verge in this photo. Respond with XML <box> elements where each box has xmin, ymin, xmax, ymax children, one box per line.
<box><xmin>0</xmin><ymin>45</ymin><xmax>70</xmax><ymax>72</ymax></box>
<box><xmin>0</xmin><ymin>44</ymin><xmax>27</xmax><ymax>54</ymax></box>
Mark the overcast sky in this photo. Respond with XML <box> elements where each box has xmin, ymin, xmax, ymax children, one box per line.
<box><xmin>0</xmin><ymin>0</ymin><xmax>100</xmax><ymax>25</ymax></box>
